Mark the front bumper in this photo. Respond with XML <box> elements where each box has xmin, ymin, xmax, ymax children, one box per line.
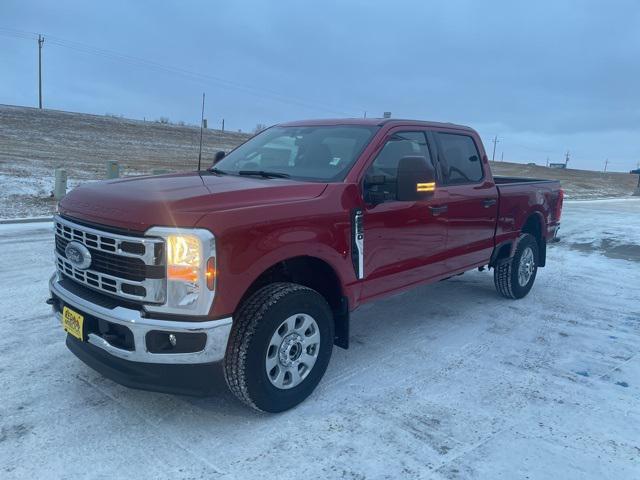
<box><xmin>65</xmin><ymin>335</ymin><xmax>222</xmax><ymax>396</ymax></box>
<box><xmin>49</xmin><ymin>273</ymin><xmax>232</xmax><ymax>365</ymax></box>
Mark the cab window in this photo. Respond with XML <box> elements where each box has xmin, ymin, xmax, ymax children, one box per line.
<box><xmin>365</xmin><ymin>131</ymin><xmax>433</xmax><ymax>201</ymax></box>
<box><xmin>436</xmin><ymin>133</ymin><xmax>483</xmax><ymax>184</ymax></box>
<box><xmin>214</xmin><ymin>125</ymin><xmax>378</xmax><ymax>182</ymax></box>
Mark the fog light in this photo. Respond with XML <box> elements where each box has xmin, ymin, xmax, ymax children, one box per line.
<box><xmin>145</xmin><ymin>330</ymin><xmax>207</xmax><ymax>353</ymax></box>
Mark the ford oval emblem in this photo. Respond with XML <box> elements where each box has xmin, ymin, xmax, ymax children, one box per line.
<box><xmin>64</xmin><ymin>241</ymin><xmax>92</xmax><ymax>270</ymax></box>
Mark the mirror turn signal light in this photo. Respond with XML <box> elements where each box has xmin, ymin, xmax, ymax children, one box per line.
<box><xmin>416</xmin><ymin>182</ymin><xmax>436</xmax><ymax>192</ymax></box>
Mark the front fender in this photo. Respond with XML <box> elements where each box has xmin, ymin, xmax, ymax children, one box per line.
<box><xmin>199</xmin><ymin>211</ymin><xmax>356</xmax><ymax>317</ymax></box>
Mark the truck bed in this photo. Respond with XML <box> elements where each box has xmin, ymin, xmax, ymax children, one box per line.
<box><xmin>493</xmin><ymin>176</ymin><xmax>563</xmax><ymax>250</ymax></box>
<box><xmin>493</xmin><ymin>176</ymin><xmax>559</xmax><ymax>185</ymax></box>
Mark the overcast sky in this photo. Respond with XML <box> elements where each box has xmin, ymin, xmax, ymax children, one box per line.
<box><xmin>1</xmin><ymin>0</ymin><xmax>639</xmax><ymax>171</ymax></box>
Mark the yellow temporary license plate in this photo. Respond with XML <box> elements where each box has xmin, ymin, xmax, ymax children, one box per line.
<box><xmin>62</xmin><ymin>306</ymin><xmax>84</xmax><ymax>341</ymax></box>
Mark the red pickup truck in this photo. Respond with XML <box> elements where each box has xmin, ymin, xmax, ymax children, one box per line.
<box><xmin>49</xmin><ymin>118</ymin><xmax>563</xmax><ymax>412</ymax></box>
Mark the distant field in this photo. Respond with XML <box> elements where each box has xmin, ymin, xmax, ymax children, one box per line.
<box><xmin>0</xmin><ymin>104</ymin><xmax>638</xmax><ymax>218</ymax></box>
<box><xmin>0</xmin><ymin>105</ymin><xmax>250</xmax><ymax>218</ymax></box>
<box><xmin>490</xmin><ymin>161</ymin><xmax>637</xmax><ymax>200</ymax></box>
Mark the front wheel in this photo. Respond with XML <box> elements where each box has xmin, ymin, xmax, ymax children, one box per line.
<box><xmin>223</xmin><ymin>282</ymin><xmax>334</xmax><ymax>412</ymax></box>
<box><xmin>494</xmin><ymin>233</ymin><xmax>539</xmax><ymax>299</ymax></box>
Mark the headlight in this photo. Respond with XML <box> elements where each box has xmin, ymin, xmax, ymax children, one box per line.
<box><xmin>167</xmin><ymin>234</ymin><xmax>201</xmax><ymax>283</ymax></box>
<box><xmin>144</xmin><ymin>227</ymin><xmax>216</xmax><ymax>316</ymax></box>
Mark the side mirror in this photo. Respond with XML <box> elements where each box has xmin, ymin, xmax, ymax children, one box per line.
<box><xmin>213</xmin><ymin>151</ymin><xmax>226</xmax><ymax>164</ymax></box>
<box><xmin>396</xmin><ymin>156</ymin><xmax>436</xmax><ymax>201</ymax></box>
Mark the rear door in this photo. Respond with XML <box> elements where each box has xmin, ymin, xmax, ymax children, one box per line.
<box><xmin>360</xmin><ymin>128</ymin><xmax>449</xmax><ymax>300</ymax></box>
<box><xmin>433</xmin><ymin>131</ymin><xmax>498</xmax><ymax>270</ymax></box>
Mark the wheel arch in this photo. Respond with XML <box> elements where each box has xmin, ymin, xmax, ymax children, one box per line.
<box><xmin>491</xmin><ymin>210</ymin><xmax>547</xmax><ymax>267</ymax></box>
<box><xmin>520</xmin><ymin>211</ymin><xmax>546</xmax><ymax>266</ymax></box>
<box><xmin>237</xmin><ymin>255</ymin><xmax>350</xmax><ymax>349</ymax></box>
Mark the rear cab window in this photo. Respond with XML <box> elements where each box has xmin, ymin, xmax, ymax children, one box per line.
<box><xmin>436</xmin><ymin>132</ymin><xmax>483</xmax><ymax>184</ymax></box>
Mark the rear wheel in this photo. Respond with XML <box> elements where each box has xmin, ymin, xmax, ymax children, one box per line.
<box><xmin>223</xmin><ymin>282</ymin><xmax>334</xmax><ymax>412</ymax></box>
<box><xmin>494</xmin><ymin>233</ymin><xmax>539</xmax><ymax>299</ymax></box>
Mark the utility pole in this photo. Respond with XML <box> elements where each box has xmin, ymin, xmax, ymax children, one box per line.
<box><xmin>197</xmin><ymin>92</ymin><xmax>205</xmax><ymax>171</ymax></box>
<box><xmin>546</xmin><ymin>157</ymin><xmax>549</xmax><ymax>168</ymax></box>
<box><xmin>604</xmin><ymin>159</ymin><xmax>609</xmax><ymax>172</ymax></box>
<box><xmin>564</xmin><ymin>150</ymin><xmax>570</xmax><ymax>167</ymax></box>
<box><xmin>221</xmin><ymin>118</ymin><xmax>225</xmax><ymax>132</ymax></box>
<box><xmin>491</xmin><ymin>135</ymin><xmax>499</xmax><ymax>162</ymax></box>
<box><xmin>500</xmin><ymin>151</ymin><xmax>504</xmax><ymax>162</ymax></box>
<box><xmin>38</xmin><ymin>35</ymin><xmax>44</xmax><ymax>108</ymax></box>
<box><xmin>363</xmin><ymin>111</ymin><xmax>367</xmax><ymax>119</ymax></box>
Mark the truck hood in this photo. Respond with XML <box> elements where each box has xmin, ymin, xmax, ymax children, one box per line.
<box><xmin>58</xmin><ymin>172</ymin><xmax>328</xmax><ymax>232</ymax></box>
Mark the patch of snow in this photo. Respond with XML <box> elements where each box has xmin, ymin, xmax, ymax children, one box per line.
<box><xmin>0</xmin><ymin>200</ymin><xmax>638</xmax><ymax>479</ymax></box>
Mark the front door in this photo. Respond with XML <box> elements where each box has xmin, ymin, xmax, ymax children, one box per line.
<box><xmin>360</xmin><ymin>129</ymin><xmax>449</xmax><ymax>301</ymax></box>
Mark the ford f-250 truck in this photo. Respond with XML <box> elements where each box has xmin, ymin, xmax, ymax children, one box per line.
<box><xmin>48</xmin><ymin>118</ymin><xmax>563</xmax><ymax>412</ymax></box>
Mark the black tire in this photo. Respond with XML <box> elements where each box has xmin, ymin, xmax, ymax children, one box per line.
<box><xmin>494</xmin><ymin>233</ymin><xmax>539</xmax><ymax>299</ymax></box>
<box><xmin>223</xmin><ymin>282</ymin><xmax>334</xmax><ymax>412</ymax></box>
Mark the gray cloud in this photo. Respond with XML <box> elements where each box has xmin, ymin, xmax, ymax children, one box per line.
<box><xmin>1</xmin><ymin>0</ymin><xmax>639</xmax><ymax>170</ymax></box>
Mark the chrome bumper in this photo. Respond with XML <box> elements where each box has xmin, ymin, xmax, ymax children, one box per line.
<box><xmin>49</xmin><ymin>273</ymin><xmax>232</xmax><ymax>364</ymax></box>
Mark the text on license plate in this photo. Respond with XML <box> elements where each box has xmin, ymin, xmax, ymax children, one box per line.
<box><xmin>62</xmin><ymin>306</ymin><xmax>84</xmax><ymax>341</ymax></box>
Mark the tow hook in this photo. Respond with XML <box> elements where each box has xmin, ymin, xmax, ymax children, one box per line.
<box><xmin>46</xmin><ymin>297</ymin><xmax>60</xmax><ymax>309</ymax></box>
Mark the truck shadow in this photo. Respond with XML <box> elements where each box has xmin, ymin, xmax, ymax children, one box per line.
<box><xmin>168</xmin><ymin>270</ymin><xmax>500</xmax><ymax>418</ymax></box>
<box><xmin>71</xmin><ymin>270</ymin><xmax>507</xmax><ymax>423</ymax></box>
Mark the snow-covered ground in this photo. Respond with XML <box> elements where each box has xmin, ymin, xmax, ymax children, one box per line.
<box><xmin>0</xmin><ymin>200</ymin><xmax>638</xmax><ymax>479</ymax></box>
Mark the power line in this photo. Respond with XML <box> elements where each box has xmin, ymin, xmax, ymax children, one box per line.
<box><xmin>0</xmin><ymin>27</ymin><xmax>361</xmax><ymax>117</ymax></box>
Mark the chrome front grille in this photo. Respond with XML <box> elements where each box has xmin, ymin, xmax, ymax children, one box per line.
<box><xmin>54</xmin><ymin>215</ymin><xmax>165</xmax><ymax>303</ymax></box>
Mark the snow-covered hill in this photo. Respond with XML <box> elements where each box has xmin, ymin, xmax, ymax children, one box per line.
<box><xmin>1</xmin><ymin>104</ymin><xmax>638</xmax><ymax>218</ymax></box>
<box><xmin>0</xmin><ymin>104</ymin><xmax>250</xmax><ymax>218</ymax></box>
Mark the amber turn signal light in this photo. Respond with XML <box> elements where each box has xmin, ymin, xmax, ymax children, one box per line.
<box><xmin>167</xmin><ymin>265</ymin><xmax>199</xmax><ymax>283</ymax></box>
<box><xmin>206</xmin><ymin>257</ymin><xmax>216</xmax><ymax>290</ymax></box>
<box><xmin>416</xmin><ymin>182</ymin><xmax>436</xmax><ymax>192</ymax></box>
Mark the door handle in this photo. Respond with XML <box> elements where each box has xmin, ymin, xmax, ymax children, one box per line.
<box><xmin>482</xmin><ymin>198</ymin><xmax>497</xmax><ymax>208</ymax></box>
<box><xmin>429</xmin><ymin>205</ymin><xmax>448</xmax><ymax>216</ymax></box>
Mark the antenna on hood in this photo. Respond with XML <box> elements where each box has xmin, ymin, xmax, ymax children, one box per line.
<box><xmin>197</xmin><ymin>92</ymin><xmax>205</xmax><ymax>171</ymax></box>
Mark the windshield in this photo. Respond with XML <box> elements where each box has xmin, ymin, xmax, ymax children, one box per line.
<box><xmin>213</xmin><ymin>125</ymin><xmax>379</xmax><ymax>182</ymax></box>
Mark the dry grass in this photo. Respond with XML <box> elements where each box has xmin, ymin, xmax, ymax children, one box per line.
<box><xmin>0</xmin><ymin>104</ymin><xmax>637</xmax><ymax>218</ymax></box>
<box><xmin>491</xmin><ymin>161</ymin><xmax>637</xmax><ymax>199</ymax></box>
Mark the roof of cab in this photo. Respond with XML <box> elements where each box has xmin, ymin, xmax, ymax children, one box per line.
<box><xmin>277</xmin><ymin>118</ymin><xmax>474</xmax><ymax>132</ymax></box>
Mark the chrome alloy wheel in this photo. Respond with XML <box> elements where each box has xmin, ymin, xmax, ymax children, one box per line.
<box><xmin>518</xmin><ymin>246</ymin><xmax>535</xmax><ymax>287</ymax></box>
<box><xmin>265</xmin><ymin>313</ymin><xmax>321</xmax><ymax>389</ymax></box>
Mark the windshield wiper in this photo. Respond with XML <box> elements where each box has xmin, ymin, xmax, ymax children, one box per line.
<box><xmin>238</xmin><ymin>170</ymin><xmax>290</xmax><ymax>179</ymax></box>
<box><xmin>209</xmin><ymin>167</ymin><xmax>228</xmax><ymax>175</ymax></box>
